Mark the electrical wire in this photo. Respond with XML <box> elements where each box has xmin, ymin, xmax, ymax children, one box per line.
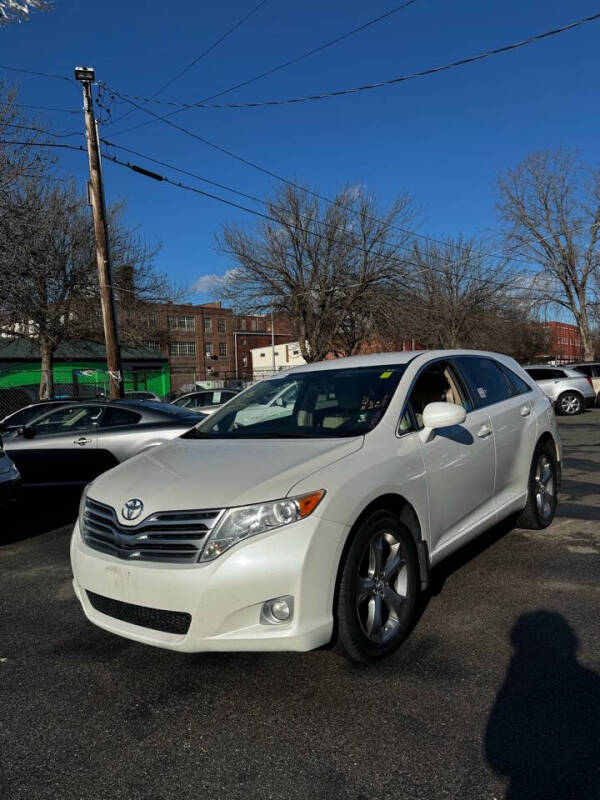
<box><xmin>2</xmin><ymin>122</ymin><xmax>83</xmax><ymax>139</ymax></box>
<box><xmin>100</xmin><ymin>135</ymin><xmax>537</xmax><ymax>270</ymax></box>
<box><xmin>0</xmin><ymin>63</ymin><xmax>74</xmax><ymax>84</ymax></box>
<box><xmin>109</xmin><ymin>0</ymin><xmax>420</xmax><ymax>134</ymax></box>
<box><xmin>0</xmin><ymin>137</ymin><xmax>571</xmax><ymax>298</ymax></box>
<box><xmin>0</xmin><ymin>101</ymin><xmax>80</xmax><ymax>115</ymax></box>
<box><xmin>106</xmin><ymin>10</ymin><xmax>600</xmax><ymax>114</ymax></box>
<box><xmin>105</xmin><ymin>0</ymin><xmax>270</xmax><ymax>129</ymax></box>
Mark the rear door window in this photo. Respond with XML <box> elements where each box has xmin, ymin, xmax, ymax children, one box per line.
<box><xmin>498</xmin><ymin>364</ymin><xmax>532</xmax><ymax>396</ymax></box>
<box><xmin>454</xmin><ymin>357</ymin><xmax>513</xmax><ymax>408</ymax></box>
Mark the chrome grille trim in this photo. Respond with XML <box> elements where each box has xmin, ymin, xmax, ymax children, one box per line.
<box><xmin>81</xmin><ymin>498</ymin><xmax>224</xmax><ymax>563</ymax></box>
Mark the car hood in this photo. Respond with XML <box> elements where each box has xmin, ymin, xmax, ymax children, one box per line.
<box><xmin>88</xmin><ymin>435</ymin><xmax>364</xmax><ymax>516</ymax></box>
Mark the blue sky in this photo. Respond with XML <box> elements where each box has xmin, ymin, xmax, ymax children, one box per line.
<box><xmin>1</xmin><ymin>0</ymin><xmax>599</xmax><ymax>305</ymax></box>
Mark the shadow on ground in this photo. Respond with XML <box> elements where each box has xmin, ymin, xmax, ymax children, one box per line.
<box><xmin>1</xmin><ymin>487</ymin><xmax>80</xmax><ymax>545</ymax></box>
<box><xmin>485</xmin><ymin>611</ymin><xmax>600</xmax><ymax>799</ymax></box>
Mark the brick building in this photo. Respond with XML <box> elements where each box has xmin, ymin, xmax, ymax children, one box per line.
<box><xmin>146</xmin><ymin>301</ymin><xmax>235</xmax><ymax>394</ymax></box>
<box><xmin>234</xmin><ymin>314</ymin><xmax>294</xmax><ymax>380</ymax></box>
<box><xmin>544</xmin><ymin>321</ymin><xmax>582</xmax><ymax>363</ymax></box>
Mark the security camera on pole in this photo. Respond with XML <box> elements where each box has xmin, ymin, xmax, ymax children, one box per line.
<box><xmin>75</xmin><ymin>65</ymin><xmax>124</xmax><ymax>400</ymax></box>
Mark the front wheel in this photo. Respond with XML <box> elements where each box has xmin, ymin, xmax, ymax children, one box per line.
<box><xmin>336</xmin><ymin>511</ymin><xmax>419</xmax><ymax>663</ymax></box>
<box><xmin>556</xmin><ymin>391</ymin><xmax>582</xmax><ymax>415</ymax></box>
<box><xmin>516</xmin><ymin>442</ymin><xmax>558</xmax><ymax>530</ymax></box>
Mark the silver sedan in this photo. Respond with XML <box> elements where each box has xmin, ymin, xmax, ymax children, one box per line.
<box><xmin>3</xmin><ymin>400</ymin><xmax>201</xmax><ymax>488</ymax></box>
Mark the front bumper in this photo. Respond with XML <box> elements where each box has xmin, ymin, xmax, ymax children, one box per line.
<box><xmin>70</xmin><ymin>514</ymin><xmax>349</xmax><ymax>653</ymax></box>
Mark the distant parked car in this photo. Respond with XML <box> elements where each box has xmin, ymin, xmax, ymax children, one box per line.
<box><xmin>0</xmin><ymin>400</ymin><xmax>76</xmax><ymax>433</ymax></box>
<box><xmin>0</xmin><ymin>435</ymin><xmax>21</xmax><ymax>505</ymax></box>
<box><xmin>3</xmin><ymin>400</ymin><xmax>201</xmax><ymax>488</ymax></box>
<box><xmin>171</xmin><ymin>389</ymin><xmax>239</xmax><ymax>414</ymax></box>
<box><xmin>124</xmin><ymin>391</ymin><xmax>161</xmax><ymax>402</ymax></box>
<box><xmin>523</xmin><ymin>365</ymin><xmax>595</xmax><ymax>415</ymax></box>
<box><xmin>567</xmin><ymin>362</ymin><xmax>600</xmax><ymax>407</ymax></box>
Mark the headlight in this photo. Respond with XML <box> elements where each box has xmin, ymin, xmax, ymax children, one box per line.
<box><xmin>200</xmin><ymin>489</ymin><xmax>325</xmax><ymax>562</ymax></box>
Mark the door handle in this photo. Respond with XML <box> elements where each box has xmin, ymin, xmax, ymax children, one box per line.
<box><xmin>74</xmin><ymin>437</ymin><xmax>92</xmax><ymax>446</ymax></box>
<box><xmin>477</xmin><ymin>425</ymin><xmax>492</xmax><ymax>439</ymax></box>
<box><xmin>520</xmin><ymin>405</ymin><xmax>531</xmax><ymax>417</ymax></box>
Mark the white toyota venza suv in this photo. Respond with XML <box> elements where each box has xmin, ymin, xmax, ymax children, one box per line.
<box><xmin>71</xmin><ymin>351</ymin><xmax>561</xmax><ymax>663</ymax></box>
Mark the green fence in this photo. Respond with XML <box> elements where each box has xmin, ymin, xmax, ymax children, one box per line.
<box><xmin>0</xmin><ymin>363</ymin><xmax>170</xmax><ymax>419</ymax></box>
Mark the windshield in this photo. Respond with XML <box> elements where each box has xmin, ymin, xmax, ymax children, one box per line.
<box><xmin>183</xmin><ymin>365</ymin><xmax>405</xmax><ymax>439</ymax></box>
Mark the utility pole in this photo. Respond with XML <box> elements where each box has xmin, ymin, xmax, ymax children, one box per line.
<box><xmin>270</xmin><ymin>307</ymin><xmax>276</xmax><ymax>374</ymax></box>
<box><xmin>75</xmin><ymin>66</ymin><xmax>124</xmax><ymax>399</ymax></box>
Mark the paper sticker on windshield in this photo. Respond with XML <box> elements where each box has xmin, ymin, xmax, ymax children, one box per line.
<box><xmin>380</xmin><ymin>371</ymin><xmax>392</xmax><ymax>379</ymax></box>
<box><xmin>477</xmin><ymin>387</ymin><xmax>487</xmax><ymax>398</ymax></box>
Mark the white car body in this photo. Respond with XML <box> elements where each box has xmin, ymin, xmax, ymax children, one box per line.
<box><xmin>71</xmin><ymin>350</ymin><xmax>561</xmax><ymax>655</ymax></box>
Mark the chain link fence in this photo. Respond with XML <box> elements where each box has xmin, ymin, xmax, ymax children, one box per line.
<box><xmin>0</xmin><ymin>367</ymin><xmax>169</xmax><ymax>419</ymax></box>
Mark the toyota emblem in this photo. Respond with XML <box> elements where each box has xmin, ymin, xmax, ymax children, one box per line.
<box><xmin>122</xmin><ymin>498</ymin><xmax>144</xmax><ymax>521</ymax></box>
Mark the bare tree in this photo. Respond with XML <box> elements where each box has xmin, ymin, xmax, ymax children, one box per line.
<box><xmin>0</xmin><ymin>183</ymin><xmax>97</xmax><ymax>398</ymax></box>
<box><xmin>218</xmin><ymin>184</ymin><xmax>417</xmax><ymax>362</ymax></box>
<box><xmin>398</xmin><ymin>236</ymin><xmax>521</xmax><ymax>350</ymax></box>
<box><xmin>497</xmin><ymin>149</ymin><xmax>600</xmax><ymax>360</ymax></box>
<box><xmin>0</xmin><ymin>0</ymin><xmax>50</xmax><ymax>25</ymax></box>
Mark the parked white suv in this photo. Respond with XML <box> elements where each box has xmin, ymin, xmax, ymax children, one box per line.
<box><xmin>523</xmin><ymin>365</ymin><xmax>595</xmax><ymax>415</ymax></box>
<box><xmin>71</xmin><ymin>351</ymin><xmax>561</xmax><ymax>663</ymax></box>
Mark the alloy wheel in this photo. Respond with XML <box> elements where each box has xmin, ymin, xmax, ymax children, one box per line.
<box><xmin>355</xmin><ymin>531</ymin><xmax>408</xmax><ymax>644</ymax></box>
<box><xmin>534</xmin><ymin>454</ymin><xmax>555</xmax><ymax>522</ymax></box>
<box><xmin>559</xmin><ymin>394</ymin><xmax>581</xmax><ymax>415</ymax></box>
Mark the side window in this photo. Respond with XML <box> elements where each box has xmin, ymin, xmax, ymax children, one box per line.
<box><xmin>552</xmin><ymin>369</ymin><xmax>567</xmax><ymax>379</ymax></box>
<box><xmin>31</xmin><ymin>405</ymin><xmax>104</xmax><ymax>433</ymax></box>
<box><xmin>407</xmin><ymin>360</ymin><xmax>471</xmax><ymax>430</ymax></box>
<box><xmin>498</xmin><ymin>364</ymin><xmax>532</xmax><ymax>396</ymax></box>
<box><xmin>101</xmin><ymin>408</ymin><xmax>142</xmax><ymax>428</ymax></box>
<box><xmin>455</xmin><ymin>357</ymin><xmax>512</xmax><ymax>408</ymax></box>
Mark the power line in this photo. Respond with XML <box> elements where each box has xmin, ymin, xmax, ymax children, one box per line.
<box><xmin>100</xmin><ymin>92</ymin><xmax>539</xmax><ymax>269</ymax></box>
<box><xmin>108</xmin><ymin>0</ymin><xmax>420</xmax><ymax>135</ymax></box>
<box><xmin>105</xmin><ymin>0</ymin><xmax>270</xmax><ymax>129</ymax></box>
<box><xmin>0</xmin><ymin>63</ymin><xmax>73</xmax><ymax>84</ymax></box>
<box><xmin>0</xmin><ymin>101</ymin><xmax>80</xmax><ymax>115</ymax></box>
<box><xmin>100</xmin><ymin>135</ymin><xmax>536</xmax><ymax>270</ymax></box>
<box><xmin>2</xmin><ymin>122</ymin><xmax>82</xmax><ymax>138</ymax></box>
<box><xmin>0</xmin><ymin>137</ymin><xmax>574</xmax><ymax>298</ymax></box>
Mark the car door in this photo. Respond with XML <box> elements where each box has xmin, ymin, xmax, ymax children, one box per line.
<box><xmin>5</xmin><ymin>404</ymin><xmax>102</xmax><ymax>486</ymax></box>
<box><xmin>406</xmin><ymin>358</ymin><xmax>495</xmax><ymax>556</ymax></box>
<box><xmin>454</xmin><ymin>356</ymin><xmax>538</xmax><ymax>512</ymax></box>
<box><xmin>95</xmin><ymin>406</ymin><xmax>145</xmax><ymax>470</ymax></box>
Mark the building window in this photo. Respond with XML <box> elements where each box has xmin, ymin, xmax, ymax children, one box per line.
<box><xmin>242</xmin><ymin>354</ymin><xmax>248</xmax><ymax>367</ymax></box>
<box><xmin>251</xmin><ymin>318</ymin><xmax>258</xmax><ymax>331</ymax></box>
<box><xmin>217</xmin><ymin>318</ymin><xmax>226</xmax><ymax>334</ymax></box>
<box><xmin>205</xmin><ymin>342</ymin><xmax>213</xmax><ymax>356</ymax></box>
<box><xmin>169</xmin><ymin>341</ymin><xmax>196</xmax><ymax>357</ymax></box>
<box><xmin>241</xmin><ymin>338</ymin><xmax>247</xmax><ymax>345</ymax></box>
<box><xmin>168</xmin><ymin>315</ymin><xmax>195</xmax><ymax>331</ymax></box>
<box><xmin>260</xmin><ymin>352</ymin><xmax>266</xmax><ymax>358</ymax></box>
<box><xmin>219</xmin><ymin>342</ymin><xmax>227</xmax><ymax>357</ymax></box>
<box><xmin>240</xmin><ymin>318</ymin><xmax>247</xmax><ymax>330</ymax></box>
<box><xmin>146</xmin><ymin>341</ymin><xmax>160</xmax><ymax>352</ymax></box>
<box><xmin>203</xmin><ymin>318</ymin><xmax>212</xmax><ymax>333</ymax></box>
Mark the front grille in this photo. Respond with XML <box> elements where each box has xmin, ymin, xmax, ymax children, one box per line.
<box><xmin>81</xmin><ymin>498</ymin><xmax>223</xmax><ymax>563</ymax></box>
<box><xmin>87</xmin><ymin>591</ymin><xmax>191</xmax><ymax>634</ymax></box>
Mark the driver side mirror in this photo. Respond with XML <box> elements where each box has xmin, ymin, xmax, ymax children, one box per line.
<box><xmin>22</xmin><ymin>426</ymin><xmax>37</xmax><ymax>439</ymax></box>
<box><xmin>419</xmin><ymin>402</ymin><xmax>466</xmax><ymax>443</ymax></box>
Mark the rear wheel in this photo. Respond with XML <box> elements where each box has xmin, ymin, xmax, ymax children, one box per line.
<box><xmin>516</xmin><ymin>441</ymin><xmax>558</xmax><ymax>530</ymax></box>
<box><xmin>556</xmin><ymin>391</ymin><xmax>582</xmax><ymax>416</ymax></box>
<box><xmin>336</xmin><ymin>510</ymin><xmax>419</xmax><ymax>663</ymax></box>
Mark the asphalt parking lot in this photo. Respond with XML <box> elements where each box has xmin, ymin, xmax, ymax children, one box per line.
<box><xmin>1</xmin><ymin>413</ymin><xmax>599</xmax><ymax>800</ymax></box>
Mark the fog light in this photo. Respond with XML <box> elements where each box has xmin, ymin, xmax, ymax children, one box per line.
<box><xmin>260</xmin><ymin>595</ymin><xmax>294</xmax><ymax>625</ymax></box>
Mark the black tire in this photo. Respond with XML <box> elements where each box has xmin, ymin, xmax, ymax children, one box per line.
<box><xmin>516</xmin><ymin>441</ymin><xmax>558</xmax><ymax>530</ymax></box>
<box><xmin>555</xmin><ymin>391</ymin><xmax>583</xmax><ymax>416</ymax></box>
<box><xmin>336</xmin><ymin>510</ymin><xmax>419</xmax><ymax>663</ymax></box>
